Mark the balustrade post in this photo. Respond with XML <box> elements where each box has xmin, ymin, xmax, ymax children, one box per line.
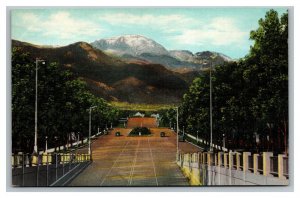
<box><xmin>236</xmin><ymin>153</ymin><xmax>241</xmax><ymax>170</ymax></box>
<box><xmin>189</xmin><ymin>153</ymin><xmax>192</xmax><ymax>170</ymax></box>
<box><xmin>224</xmin><ymin>153</ymin><xmax>228</xmax><ymax>168</ymax></box>
<box><xmin>228</xmin><ymin>152</ymin><xmax>233</xmax><ymax>169</ymax></box>
<box><xmin>278</xmin><ymin>154</ymin><xmax>286</xmax><ymax>179</ymax></box>
<box><xmin>214</xmin><ymin>153</ymin><xmax>218</xmax><ymax>166</ymax></box>
<box><xmin>197</xmin><ymin>152</ymin><xmax>201</xmax><ymax>165</ymax></box>
<box><xmin>207</xmin><ymin>152</ymin><xmax>212</xmax><ymax>166</ymax></box>
<box><xmin>55</xmin><ymin>153</ymin><xmax>58</xmax><ymax>181</ymax></box>
<box><xmin>263</xmin><ymin>152</ymin><xmax>273</xmax><ymax>176</ymax></box>
<box><xmin>25</xmin><ymin>154</ymin><xmax>30</xmax><ymax>167</ymax></box>
<box><xmin>218</xmin><ymin>152</ymin><xmax>223</xmax><ymax>166</ymax></box>
<box><xmin>253</xmin><ymin>154</ymin><xmax>259</xmax><ymax>174</ymax></box>
<box><xmin>69</xmin><ymin>153</ymin><xmax>71</xmax><ymax>171</ymax></box>
<box><xmin>62</xmin><ymin>154</ymin><xmax>65</xmax><ymax>175</ymax></box>
<box><xmin>36</xmin><ymin>154</ymin><xmax>40</xmax><ymax>187</ymax></box>
<box><xmin>46</xmin><ymin>153</ymin><xmax>49</xmax><ymax>186</ymax></box>
<box><xmin>22</xmin><ymin>153</ymin><xmax>25</xmax><ymax>186</ymax></box>
<box><xmin>243</xmin><ymin>152</ymin><xmax>251</xmax><ymax>172</ymax></box>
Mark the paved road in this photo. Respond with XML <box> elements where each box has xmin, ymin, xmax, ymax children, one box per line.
<box><xmin>69</xmin><ymin>128</ymin><xmax>201</xmax><ymax>186</ymax></box>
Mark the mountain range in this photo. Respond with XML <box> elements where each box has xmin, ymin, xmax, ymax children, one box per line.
<box><xmin>91</xmin><ymin>35</ymin><xmax>233</xmax><ymax>69</ymax></box>
<box><xmin>12</xmin><ymin>35</ymin><xmax>233</xmax><ymax>104</ymax></box>
<box><xmin>12</xmin><ymin>40</ymin><xmax>194</xmax><ymax>104</ymax></box>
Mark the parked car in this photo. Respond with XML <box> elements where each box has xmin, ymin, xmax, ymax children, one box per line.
<box><xmin>179</xmin><ymin>134</ymin><xmax>185</xmax><ymax>142</ymax></box>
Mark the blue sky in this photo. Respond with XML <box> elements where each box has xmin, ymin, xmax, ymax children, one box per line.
<box><xmin>11</xmin><ymin>8</ymin><xmax>287</xmax><ymax>59</ymax></box>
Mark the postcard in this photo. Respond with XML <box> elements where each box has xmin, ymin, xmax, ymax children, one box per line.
<box><xmin>11</xmin><ymin>7</ymin><xmax>289</xmax><ymax>187</ymax></box>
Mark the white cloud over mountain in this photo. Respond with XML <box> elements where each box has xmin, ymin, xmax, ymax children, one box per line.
<box><xmin>13</xmin><ymin>11</ymin><xmax>102</xmax><ymax>40</ymax></box>
<box><xmin>99</xmin><ymin>13</ymin><xmax>247</xmax><ymax>46</ymax></box>
<box><xmin>173</xmin><ymin>17</ymin><xmax>248</xmax><ymax>46</ymax></box>
<box><xmin>99</xmin><ymin>13</ymin><xmax>196</xmax><ymax>32</ymax></box>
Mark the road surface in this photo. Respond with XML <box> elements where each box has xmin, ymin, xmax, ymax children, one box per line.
<box><xmin>69</xmin><ymin>128</ymin><xmax>201</xmax><ymax>186</ymax></box>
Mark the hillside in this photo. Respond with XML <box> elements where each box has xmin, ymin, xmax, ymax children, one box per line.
<box><xmin>12</xmin><ymin>40</ymin><xmax>190</xmax><ymax>104</ymax></box>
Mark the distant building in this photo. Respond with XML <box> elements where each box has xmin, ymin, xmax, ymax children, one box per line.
<box><xmin>133</xmin><ymin>112</ymin><xmax>145</xmax><ymax>117</ymax></box>
<box><xmin>150</xmin><ymin>113</ymin><xmax>159</xmax><ymax>119</ymax></box>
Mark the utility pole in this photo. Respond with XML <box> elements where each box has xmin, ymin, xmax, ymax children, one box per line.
<box><xmin>176</xmin><ymin>107</ymin><xmax>179</xmax><ymax>154</ymax></box>
<box><xmin>88</xmin><ymin>106</ymin><xmax>97</xmax><ymax>158</ymax></box>
<box><xmin>45</xmin><ymin>136</ymin><xmax>48</xmax><ymax>153</ymax></box>
<box><xmin>77</xmin><ymin>132</ymin><xmax>80</xmax><ymax>148</ymax></box>
<box><xmin>34</xmin><ymin>59</ymin><xmax>45</xmax><ymax>154</ymax></box>
<box><xmin>209</xmin><ymin>60</ymin><xmax>213</xmax><ymax>152</ymax></box>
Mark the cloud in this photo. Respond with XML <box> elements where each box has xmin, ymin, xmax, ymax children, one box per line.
<box><xmin>13</xmin><ymin>11</ymin><xmax>248</xmax><ymax>49</ymax></box>
<box><xmin>15</xmin><ymin>11</ymin><xmax>102</xmax><ymax>40</ymax></box>
<box><xmin>173</xmin><ymin>17</ymin><xmax>248</xmax><ymax>46</ymax></box>
<box><xmin>99</xmin><ymin>13</ymin><xmax>247</xmax><ymax>46</ymax></box>
<box><xmin>99</xmin><ymin>13</ymin><xmax>197</xmax><ymax>32</ymax></box>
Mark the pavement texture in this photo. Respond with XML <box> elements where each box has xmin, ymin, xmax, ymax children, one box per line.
<box><xmin>68</xmin><ymin>128</ymin><xmax>202</xmax><ymax>186</ymax></box>
<box><xmin>127</xmin><ymin>117</ymin><xmax>158</xmax><ymax>128</ymax></box>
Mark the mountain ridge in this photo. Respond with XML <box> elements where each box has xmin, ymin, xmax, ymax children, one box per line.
<box><xmin>91</xmin><ymin>34</ymin><xmax>234</xmax><ymax>70</ymax></box>
<box><xmin>12</xmin><ymin>39</ymin><xmax>192</xmax><ymax>104</ymax></box>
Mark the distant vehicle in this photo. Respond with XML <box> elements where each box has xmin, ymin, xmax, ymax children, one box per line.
<box><xmin>115</xmin><ymin>132</ymin><xmax>121</xmax><ymax>136</ymax></box>
<box><xmin>160</xmin><ymin>132</ymin><xmax>165</xmax><ymax>137</ymax></box>
<box><xmin>179</xmin><ymin>134</ymin><xmax>185</xmax><ymax>142</ymax></box>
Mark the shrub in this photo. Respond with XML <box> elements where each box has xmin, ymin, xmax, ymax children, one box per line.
<box><xmin>128</xmin><ymin>127</ymin><xmax>151</xmax><ymax>136</ymax></box>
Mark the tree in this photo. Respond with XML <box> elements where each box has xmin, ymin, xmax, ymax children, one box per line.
<box><xmin>247</xmin><ymin>9</ymin><xmax>288</xmax><ymax>152</ymax></box>
<box><xmin>12</xmin><ymin>48</ymin><xmax>119</xmax><ymax>153</ymax></box>
<box><xmin>174</xmin><ymin>9</ymin><xmax>288</xmax><ymax>153</ymax></box>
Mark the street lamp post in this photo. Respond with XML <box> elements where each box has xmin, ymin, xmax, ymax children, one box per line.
<box><xmin>209</xmin><ymin>59</ymin><xmax>213</xmax><ymax>152</ymax></box>
<box><xmin>197</xmin><ymin>130</ymin><xmax>199</xmax><ymax>144</ymax></box>
<box><xmin>77</xmin><ymin>132</ymin><xmax>80</xmax><ymax>148</ymax></box>
<box><xmin>33</xmin><ymin>59</ymin><xmax>45</xmax><ymax>154</ymax></box>
<box><xmin>176</xmin><ymin>107</ymin><xmax>179</xmax><ymax>154</ymax></box>
<box><xmin>266</xmin><ymin>123</ymin><xmax>273</xmax><ymax>152</ymax></box>
<box><xmin>45</xmin><ymin>136</ymin><xmax>48</xmax><ymax>153</ymax></box>
<box><xmin>88</xmin><ymin>106</ymin><xmax>97</xmax><ymax>158</ymax></box>
<box><xmin>54</xmin><ymin>136</ymin><xmax>58</xmax><ymax>152</ymax></box>
<box><xmin>222</xmin><ymin>133</ymin><xmax>226</xmax><ymax>151</ymax></box>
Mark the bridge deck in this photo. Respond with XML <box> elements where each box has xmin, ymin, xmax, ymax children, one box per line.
<box><xmin>68</xmin><ymin>128</ymin><xmax>201</xmax><ymax>186</ymax></box>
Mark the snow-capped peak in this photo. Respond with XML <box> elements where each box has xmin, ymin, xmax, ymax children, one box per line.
<box><xmin>91</xmin><ymin>35</ymin><xmax>169</xmax><ymax>56</ymax></box>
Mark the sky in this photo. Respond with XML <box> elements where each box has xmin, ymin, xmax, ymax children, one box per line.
<box><xmin>11</xmin><ymin>7</ymin><xmax>287</xmax><ymax>59</ymax></box>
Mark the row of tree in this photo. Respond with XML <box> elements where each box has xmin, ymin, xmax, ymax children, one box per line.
<box><xmin>12</xmin><ymin>48</ymin><xmax>119</xmax><ymax>153</ymax></box>
<box><xmin>162</xmin><ymin>10</ymin><xmax>288</xmax><ymax>153</ymax></box>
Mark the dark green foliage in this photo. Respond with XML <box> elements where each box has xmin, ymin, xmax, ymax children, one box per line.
<box><xmin>128</xmin><ymin>127</ymin><xmax>151</xmax><ymax>136</ymax></box>
<box><xmin>12</xmin><ymin>48</ymin><xmax>119</xmax><ymax>153</ymax></box>
<box><xmin>165</xmin><ymin>10</ymin><xmax>288</xmax><ymax>153</ymax></box>
<box><xmin>158</xmin><ymin>108</ymin><xmax>177</xmax><ymax>128</ymax></box>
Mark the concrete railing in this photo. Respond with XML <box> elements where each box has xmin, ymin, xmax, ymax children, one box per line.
<box><xmin>12</xmin><ymin>152</ymin><xmax>91</xmax><ymax>186</ymax></box>
<box><xmin>42</xmin><ymin>131</ymin><xmax>104</xmax><ymax>154</ymax></box>
<box><xmin>176</xmin><ymin>151</ymin><xmax>289</xmax><ymax>185</ymax></box>
<box><xmin>185</xmin><ymin>133</ymin><xmax>228</xmax><ymax>152</ymax></box>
